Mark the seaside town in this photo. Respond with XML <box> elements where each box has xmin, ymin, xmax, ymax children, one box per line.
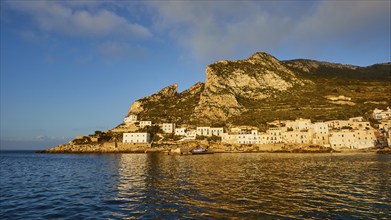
<box><xmin>117</xmin><ymin>107</ymin><xmax>391</xmax><ymax>151</ymax></box>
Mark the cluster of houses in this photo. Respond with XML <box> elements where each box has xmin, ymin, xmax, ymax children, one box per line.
<box><xmin>122</xmin><ymin>115</ymin><xmax>176</xmax><ymax>143</ymax></box>
<box><xmin>121</xmin><ymin>114</ymin><xmax>225</xmax><ymax>144</ymax></box>
<box><xmin>221</xmin><ymin>117</ymin><xmax>381</xmax><ymax>150</ymax></box>
<box><xmin>121</xmin><ymin>107</ymin><xmax>391</xmax><ymax>150</ymax></box>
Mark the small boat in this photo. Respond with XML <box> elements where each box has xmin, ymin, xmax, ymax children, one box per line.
<box><xmin>191</xmin><ymin>147</ymin><xmax>213</xmax><ymax>154</ymax></box>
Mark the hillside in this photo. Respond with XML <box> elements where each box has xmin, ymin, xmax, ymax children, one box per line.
<box><xmin>127</xmin><ymin>52</ymin><xmax>391</xmax><ymax>127</ymax></box>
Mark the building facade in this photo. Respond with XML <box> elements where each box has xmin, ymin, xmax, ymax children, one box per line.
<box><xmin>123</xmin><ymin>133</ymin><xmax>151</xmax><ymax>143</ymax></box>
<box><xmin>379</xmin><ymin>120</ymin><xmax>391</xmax><ymax>132</ymax></box>
<box><xmin>124</xmin><ymin>114</ymin><xmax>137</xmax><ymax>124</ymax></box>
<box><xmin>175</xmin><ymin>128</ymin><xmax>187</xmax><ymax>136</ymax></box>
<box><xmin>285</xmin><ymin>119</ymin><xmax>311</xmax><ymax>131</ymax></box>
<box><xmin>161</xmin><ymin>123</ymin><xmax>176</xmax><ymax>133</ymax></box>
<box><xmin>210</xmin><ymin>127</ymin><xmax>224</xmax><ymax>137</ymax></box>
<box><xmin>238</xmin><ymin>130</ymin><xmax>259</xmax><ymax>144</ymax></box>
<box><xmin>221</xmin><ymin>133</ymin><xmax>239</xmax><ymax>144</ymax></box>
<box><xmin>283</xmin><ymin>130</ymin><xmax>312</xmax><ymax>144</ymax></box>
<box><xmin>373</xmin><ymin>107</ymin><xmax>391</xmax><ymax>120</ymax></box>
<box><xmin>196</xmin><ymin>127</ymin><xmax>224</xmax><ymax>136</ymax></box>
<box><xmin>139</xmin><ymin>121</ymin><xmax>152</xmax><ymax>128</ymax></box>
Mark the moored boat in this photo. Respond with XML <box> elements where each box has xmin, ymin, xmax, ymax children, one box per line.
<box><xmin>191</xmin><ymin>147</ymin><xmax>213</xmax><ymax>154</ymax></box>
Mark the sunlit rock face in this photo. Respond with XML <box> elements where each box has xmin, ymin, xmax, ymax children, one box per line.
<box><xmin>128</xmin><ymin>84</ymin><xmax>178</xmax><ymax>115</ymax></box>
<box><xmin>194</xmin><ymin>52</ymin><xmax>310</xmax><ymax>122</ymax></box>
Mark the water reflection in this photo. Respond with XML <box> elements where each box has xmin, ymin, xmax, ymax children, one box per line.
<box><xmin>111</xmin><ymin>153</ymin><xmax>391</xmax><ymax>219</ymax></box>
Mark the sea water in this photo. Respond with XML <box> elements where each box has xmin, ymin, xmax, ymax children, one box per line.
<box><xmin>1</xmin><ymin>151</ymin><xmax>390</xmax><ymax>219</ymax></box>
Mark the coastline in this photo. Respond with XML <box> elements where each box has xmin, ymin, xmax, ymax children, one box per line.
<box><xmin>36</xmin><ymin>141</ymin><xmax>389</xmax><ymax>154</ymax></box>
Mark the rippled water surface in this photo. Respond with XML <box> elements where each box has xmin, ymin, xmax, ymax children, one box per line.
<box><xmin>1</xmin><ymin>151</ymin><xmax>390</xmax><ymax>219</ymax></box>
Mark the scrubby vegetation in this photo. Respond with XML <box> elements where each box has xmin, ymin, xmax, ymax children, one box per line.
<box><xmin>136</xmin><ymin>83</ymin><xmax>204</xmax><ymax>125</ymax></box>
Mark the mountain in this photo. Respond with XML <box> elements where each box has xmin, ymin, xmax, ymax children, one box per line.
<box><xmin>128</xmin><ymin>52</ymin><xmax>391</xmax><ymax>127</ymax></box>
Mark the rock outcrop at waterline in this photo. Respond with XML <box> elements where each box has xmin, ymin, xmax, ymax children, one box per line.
<box><xmin>38</xmin><ymin>141</ymin><xmax>337</xmax><ymax>154</ymax></box>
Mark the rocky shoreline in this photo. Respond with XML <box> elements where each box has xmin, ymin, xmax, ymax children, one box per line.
<box><xmin>37</xmin><ymin>141</ymin><xmax>388</xmax><ymax>154</ymax></box>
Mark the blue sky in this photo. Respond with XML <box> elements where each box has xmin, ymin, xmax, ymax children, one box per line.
<box><xmin>1</xmin><ymin>1</ymin><xmax>390</xmax><ymax>150</ymax></box>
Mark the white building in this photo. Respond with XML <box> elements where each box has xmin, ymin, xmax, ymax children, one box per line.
<box><xmin>196</xmin><ymin>127</ymin><xmax>224</xmax><ymax>137</ymax></box>
<box><xmin>311</xmin><ymin>122</ymin><xmax>329</xmax><ymax>135</ymax></box>
<box><xmin>185</xmin><ymin>130</ymin><xmax>197</xmax><ymax>140</ymax></box>
<box><xmin>237</xmin><ymin>130</ymin><xmax>259</xmax><ymax>144</ymax></box>
<box><xmin>266</xmin><ymin>127</ymin><xmax>284</xmax><ymax>144</ymax></box>
<box><xmin>259</xmin><ymin>132</ymin><xmax>286</xmax><ymax>145</ymax></box>
<box><xmin>178</xmin><ymin>129</ymin><xmax>197</xmax><ymax>141</ymax></box>
<box><xmin>230</xmin><ymin>127</ymin><xmax>242</xmax><ymax>134</ymax></box>
<box><xmin>310</xmin><ymin>122</ymin><xmax>329</xmax><ymax>145</ymax></box>
<box><xmin>329</xmin><ymin>130</ymin><xmax>355</xmax><ymax>149</ymax></box>
<box><xmin>354</xmin><ymin>129</ymin><xmax>376</xmax><ymax>149</ymax></box>
<box><xmin>285</xmin><ymin>118</ymin><xmax>311</xmax><ymax>131</ymax></box>
<box><xmin>221</xmin><ymin>133</ymin><xmax>239</xmax><ymax>144</ymax></box>
<box><xmin>373</xmin><ymin>107</ymin><xmax>391</xmax><ymax>120</ymax></box>
<box><xmin>139</xmin><ymin>121</ymin><xmax>152</xmax><ymax>128</ymax></box>
<box><xmin>283</xmin><ymin>130</ymin><xmax>312</xmax><ymax>144</ymax></box>
<box><xmin>222</xmin><ymin>130</ymin><xmax>259</xmax><ymax>144</ymax></box>
<box><xmin>175</xmin><ymin>128</ymin><xmax>187</xmax><ymax>136</ymax></box>
<box><xmin>258</xmin><ymin>133</ymin><xmax>270</xmax><ymax>145</ymax></box>
<box><xmin>350</xmin><ymin>121</ymin><xmax>371</xmax><ymax>130</ymax></box>
<box><xmin>124</xmin><ymin>114</ymin><xmax>137</xmax><ymax>124</ymax></box>
<box><xmin>379</xmin><ymin>120</ymin><xmax>391</xmax><ymax>132</ymax></box>
<box><xmin>329</xmin><ymin>129</ymin><xmax>375</xmax><ymax>149</ymax></box>
<box><xmin>196</xmin><ymin>127</ymin><xmax>210</xmax><ymax>136</ymax></box>
<box><xmin>161</xmin><ymin>123</ymin><xmax>176</xmax><ymax>133</ymax></box>
<box><xmin>210</xmin><ymin>127</ymin><xmax>224</xmax><ymax>136</ymax></box>
<box><xmin>349</xmin><ymin>117</ymin><xmax>364</xmax><ymax>122</ymax></box>
<box><xmin>326</xmin><ymin>120</ymin><xmax>351</xmax><ymax>129</ymax></box>
<box><xmin>123</xmin><ymin>133</ymin><xmax>151</xmax><ymax>143</ymax></box>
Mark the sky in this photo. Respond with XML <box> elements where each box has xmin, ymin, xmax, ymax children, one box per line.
<box><xmin>1</xmin><ymin>0</ymin><xmax>390</xmax><ymax>150</ymax></box>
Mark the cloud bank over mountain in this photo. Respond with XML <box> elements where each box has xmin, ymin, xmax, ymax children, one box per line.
<box><xmin>4</xmin><ymin>1</ymin><xmax>390</xmax><ymax>63</ymax></box>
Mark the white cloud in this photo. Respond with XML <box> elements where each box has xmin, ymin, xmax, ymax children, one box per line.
<box><xmin>5</xmin><ymin>1</ymin><xmax>390</xmax><ymax>63</ymax></box>
<box><xmin>291</xmin><ymin>1</ymin><xmax>390</xmax><ymax>44</ymax></box>
<box><xmin>148</xmin><ymin>1</ymin><xmax>295</xmax><ymax>61</ymax></box>
<box><xmin>6</xmin><ymin>1</ymin><xmax>151</xmax><ymax>39</ymax></box>
<box><xmin>148</xmin><ymin>1</ymin><xmax>390</xmax><ymax>62</ymax></box>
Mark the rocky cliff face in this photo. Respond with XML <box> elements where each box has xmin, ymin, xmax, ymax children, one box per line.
<box><xmin>194</xmin><ymin>52</ymin><xmax>310</xmax><ymax>122</ymax></box>
<box><xmin>124</xmin><ymin>52</ymin><xmax>390</xmax><ymax>126</ymax></box>
<box><xmin>283</xmin><ymin>59</ymin><xmax>358</xmax><ymax>73</ymax></box>
<box><xmin>128</xmin><ymin>84</ymin><xmax>178</xmax><ymax>115</ymax></box>
<box><xmin>128</xmin><ymin>82</ymin><xmax>204</xmax><ymax>124</ymax></box>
